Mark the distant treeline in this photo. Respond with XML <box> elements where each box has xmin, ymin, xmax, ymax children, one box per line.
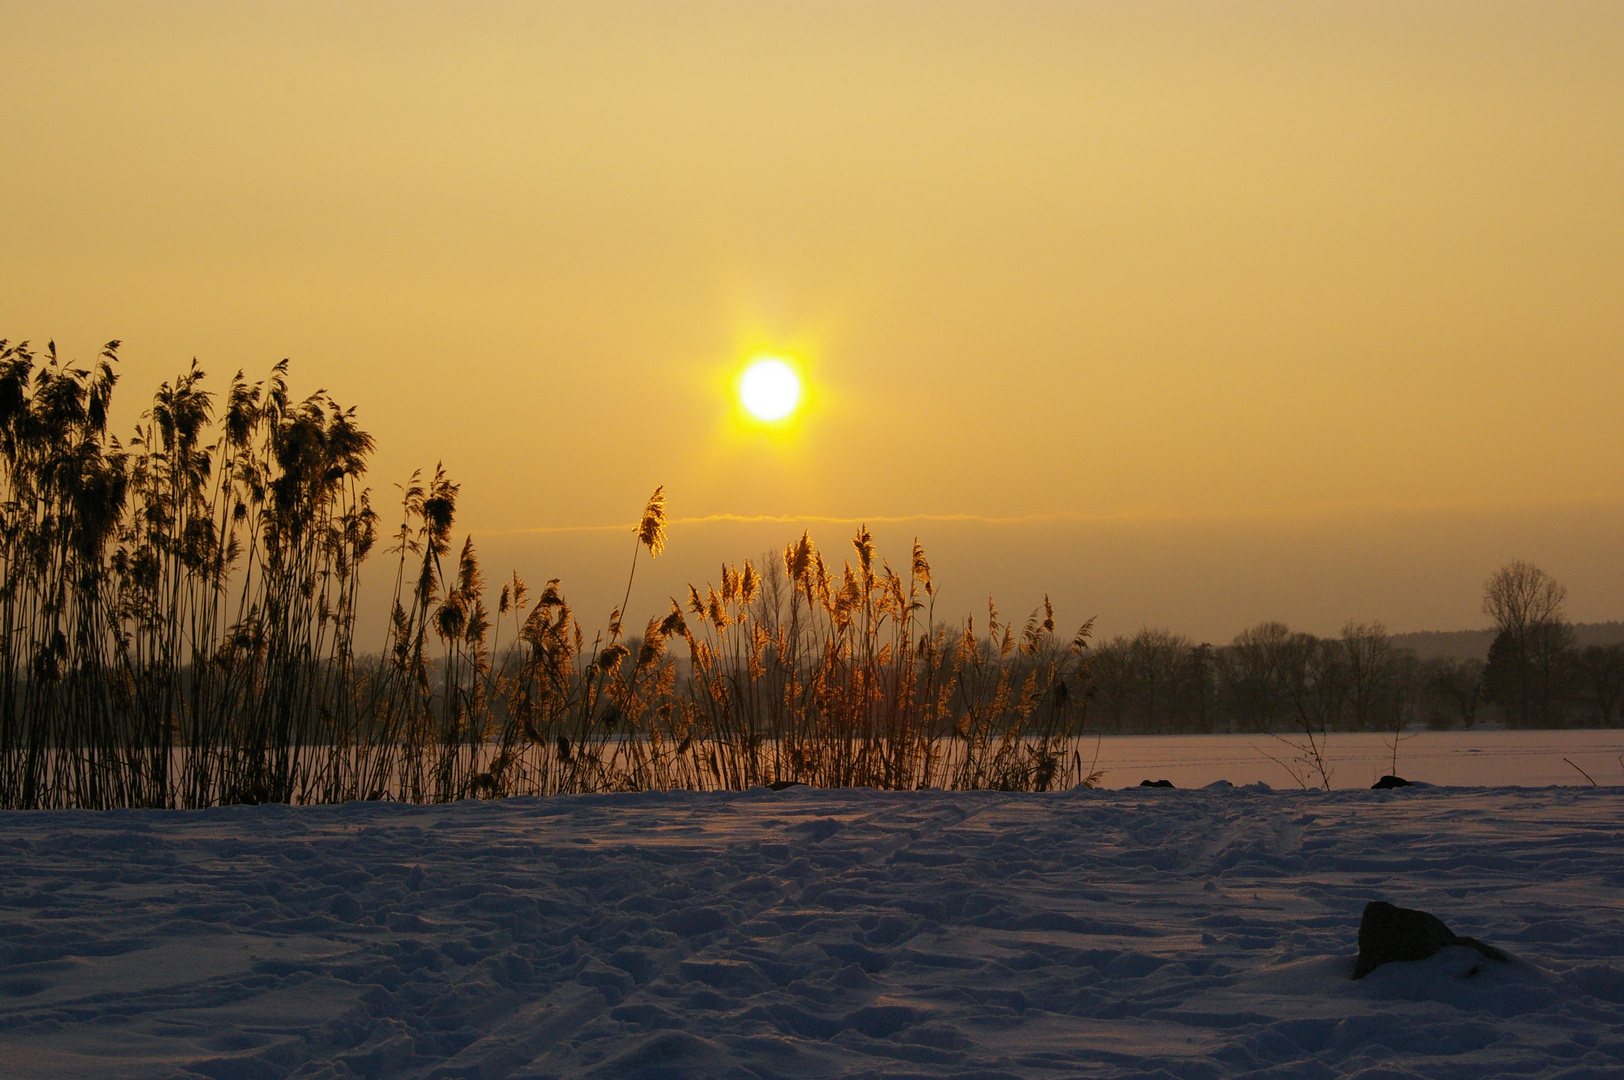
<box><xmin>1389</xmin><ymin>623</ymin><xmax>1624</xmax><ymax>663</ymax></box>
<box><xmin>1089</xmin><ymin>580</ymin><xmax>1623</xmax><ymax>736</ymax></box>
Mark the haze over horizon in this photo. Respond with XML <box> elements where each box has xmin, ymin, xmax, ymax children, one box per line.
<box><xmin>4</xmin><ymin>1</ymin><xmax>1621</xmax><ymax>643</ymax></box>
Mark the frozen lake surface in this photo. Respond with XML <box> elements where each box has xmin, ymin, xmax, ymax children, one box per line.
<box><xmin>1090</xmin><ymin>729</ymin><xmax>1624</xmax><ymax>789</ymax></box>
<box><xmin>2</xmin><ymin>784</ymin><xmax>1622</xmax><ymax>1078</ymax></box>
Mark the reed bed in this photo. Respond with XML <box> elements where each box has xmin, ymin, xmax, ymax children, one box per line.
<box><xmin>0</xmin><ymin>341</ymin><xmax>1098</xmax><ymax>809</ymax></box>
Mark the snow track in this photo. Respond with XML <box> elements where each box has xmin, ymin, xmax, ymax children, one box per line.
<box><xmin>2</xmin><ymin>786</ymin><xmax>1622</xmax><ymax>1078</ymax></box>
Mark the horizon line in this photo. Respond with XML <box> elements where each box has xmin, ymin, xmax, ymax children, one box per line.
<box><xmin>469</xmin><ymin>491</ymin><xmax>1624</xmax><ymax>537</ymax></box>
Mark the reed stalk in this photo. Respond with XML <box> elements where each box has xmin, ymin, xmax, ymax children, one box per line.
<box><xmin>0</xmin><ymin>339</ymin><xmax>1100</xmax><ymax>808</ymax></box>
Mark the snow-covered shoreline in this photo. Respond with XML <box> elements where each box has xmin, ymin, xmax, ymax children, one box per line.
<box><xmin>3</xmin><ymin>786</ymin><xmax>1622</xmax><ymax>1078</ymax></box>
<box><xmin>1086</xmin><ymin>729</ymin><xmax>1624</xmax><ymax>790</ymax></box>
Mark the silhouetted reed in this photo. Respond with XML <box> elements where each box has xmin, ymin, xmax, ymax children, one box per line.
<box><xmin>0</xmin><ymin>341</ymin><xmax>378</xmax><ymax>807</ymax></box>
<box><xmin>0</xmin><ymin>341</ymin><xmax>1098</xmax><ymax>808</ymax></box>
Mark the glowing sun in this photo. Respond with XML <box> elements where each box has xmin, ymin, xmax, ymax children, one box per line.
<box><xmin>739</xmin><ymin>358</ymin><xmax>802</xmax><ymax>421</ymax></box>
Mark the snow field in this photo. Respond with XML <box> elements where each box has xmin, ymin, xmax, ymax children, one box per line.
<box><xmin>1086</xmin><ymin>729</ymin><xmax>1624</xmax><ymax>790</ymax></box>
<box><xmin>2</xmin><ymin>785</ymin><xmax>1622</xmax><ymax>1079</ymax></box>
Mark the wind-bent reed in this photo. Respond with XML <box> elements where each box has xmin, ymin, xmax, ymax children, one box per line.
<box><xmin>0</xmin><ymin>340</ymin><xmax>1098</xmax><ymax>808</ymax></box>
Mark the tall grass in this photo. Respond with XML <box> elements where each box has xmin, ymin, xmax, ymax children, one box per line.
<box><xmin>0</xmin><ymin>341</ymin><xmax>1098</xmax><ymax>809</ymax></box>
<box><xmin>0</xmin><ymin>341</ymin><xmax>379</xmax><ymax>808</ymax></box>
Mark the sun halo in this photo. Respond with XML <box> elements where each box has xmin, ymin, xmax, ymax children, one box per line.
<box><xmin>738</xmin><ymin>358</ymin><xmax>802</xmax><ymax>422</ymax></box>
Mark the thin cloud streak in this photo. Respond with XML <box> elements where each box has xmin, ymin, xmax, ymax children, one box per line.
<box><xmin>475</xmin><ymin>491</ymin><xmax>1624</xmax><ymax>537</ymax></box>
<box><xmin>481</xmin><ymin>512</ymin><xmax>1089</xmax><ymax>536</ymax></box>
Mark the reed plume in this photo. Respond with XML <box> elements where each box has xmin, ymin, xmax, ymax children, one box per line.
<box><xmin>0</xmin><ymin>338</ymin><xmax>1100</xmax><ymax>807</ymax></box>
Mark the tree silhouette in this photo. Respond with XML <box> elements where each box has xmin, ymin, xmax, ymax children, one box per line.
<box><xmin>1482</xmin><ymin>561</ymin><xmax>1574</xmax><ymax>727</ymax></box>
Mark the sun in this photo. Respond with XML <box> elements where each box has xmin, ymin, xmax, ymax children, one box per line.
<box><xmin>738</xmin><ymin>357</ymin><xmax>802</xmax><ymax>422</ymax></box>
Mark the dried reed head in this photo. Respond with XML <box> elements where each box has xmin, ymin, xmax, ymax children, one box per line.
<box><xmin>1070</xmin><ymin>615</ymin><xmax>1097</xmax><ymax>654</ymax></box>
<box><xmin>433</xmin><ymin>593</ymin><xmax>467</xmax><ymax>642</ymax></box>
<box><xmin>706</xmin><ymin>586</ymin><xmax>727</xmax><ymax>630</ymax></box>
<box><xmin>422</xmin><ymin>464</ymin><xmax>458</xmax><ymax>557</ymax></box>
<box><xmin>658</xmin><ymin>606</ymin><xmax>687</xmax><ymax>639</ymax></box>
<box><xmin>911</xmin><ymin>539</ymin><xmax>933</xmax><ymax>596</ymax></box>
<box><xmin>958</xmin><ymin>618</ymin><xmax>977</xmax><ymax>664</ymax></box>
<box><xmin>637</xmin><ymin>485</ymin><xmax>666</xmax><ymax>558</ymax></box>
<box><xmin>1021</xmin><ymin>608</ymin><xmax>1044</xmax><ymax>655</ymax></box>
<box><xmin>596</xmin><ymin>643</ymin><xmax>630</xmax><ymax>673</ymax></box>
<box><xmin>456</xmin><ymin>536</ymin><xmax>482</xmax><ymax>598</ymax></box>
<box><xmin>636</xmin><ymin>615</ymin><xmax>667</xmax><ymax>670</ymax></box>
<box><xmin>852</xmin><ymin>525</ymin><xmax>875</xmax><ymax>579</ymax></box>
<box><xmin>785</xmin><ymin>531</ymin><xmax>813</xmax><ymax>584</ymax></box>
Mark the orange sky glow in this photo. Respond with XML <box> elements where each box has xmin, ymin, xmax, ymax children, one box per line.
<box><xmin>3</xmin><ymin>1</ymin><xmax>1621</xmax><ymax>642</ymax></box>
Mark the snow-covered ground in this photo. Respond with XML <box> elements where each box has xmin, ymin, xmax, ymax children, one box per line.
<box><xmin>1088</xmin><ymin>729</ymin><xmax>1624</xmax><ymax>790</ymax></box>
<box><xmin>3</xmin><ymin>785</ymin><xmax>1622</xmax><ymax>1079</ymax></box>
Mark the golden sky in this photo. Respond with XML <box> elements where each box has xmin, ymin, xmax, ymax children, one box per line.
<box><xmin>4</xmin><ymin>2</ymin><xmax>1621</xmax><ymax>639</ymax></box>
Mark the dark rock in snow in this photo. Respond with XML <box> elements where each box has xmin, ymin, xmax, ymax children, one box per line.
<box><xmin>768</xmin><ymin>780</ymin><xmax>804</xmax><ymax>791</ymax></box>
<box><xmin>1353</xmin><ymin>901</ymin><xmax>1509</xmax><ymax>979</ymax></box>
<box><xmin>1140</xmin><ymin>779</ymin><xmax>1175</xmax><ymax>788</ymax></box>
<box><xmin>1371</xmin><ymin>775</ymin><xmax>1412</xmax><ymax>789</ymax></box>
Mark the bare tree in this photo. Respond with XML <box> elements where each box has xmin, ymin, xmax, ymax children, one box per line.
<box><xmin>1576</xmin><ymin>645</ymin><xmax>1624</xmax><ymax>727</ymax></box>
<box><xmin>1090</xmin><ymin>635</ymin><xmax>1134</xmax><ymax>734</ymax></box>
<box><xmin>1224</xmin><ymin>621</ymin><xmax>1294</xmax><ymax>729</ymax></box>
<box><xmin>1342</xmin><ymin>620</ymin><xmax>1396</xmax><ymax>731</ymax></box>
<box><xmin>1127</xmin><ymin>628</ymin><xmax>1192</xmax><ymax>733</ymax></box>
<box><xmin>1524</xmin><ymin>618</ymin><xmax>1578</xmax><ymax>727</ymax></box>
<box><xmin>1482</xmin><ymin>561</ymin><xmax>1573</xmax><ymax>727</ymax></box>
<box><xmin>1227</xmin><ymin>622</ymin><xmax>1337</xmax><ymax>789</ymax></box>
<box><xmin>1419</xmin><ymin>656</ymin><xmax>1481</xmax><ymax>729</ymax></box>
<box><xmin>1482</xmin><ymin>560</ymin><xmax>1566</xmax><ymax>640</ymax></box>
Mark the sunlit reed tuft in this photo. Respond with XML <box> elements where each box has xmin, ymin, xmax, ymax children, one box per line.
<box><xmin>0</xmin><ymin>342</ymin><xmax>1105</xmax><ymax>807</ymax></box>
